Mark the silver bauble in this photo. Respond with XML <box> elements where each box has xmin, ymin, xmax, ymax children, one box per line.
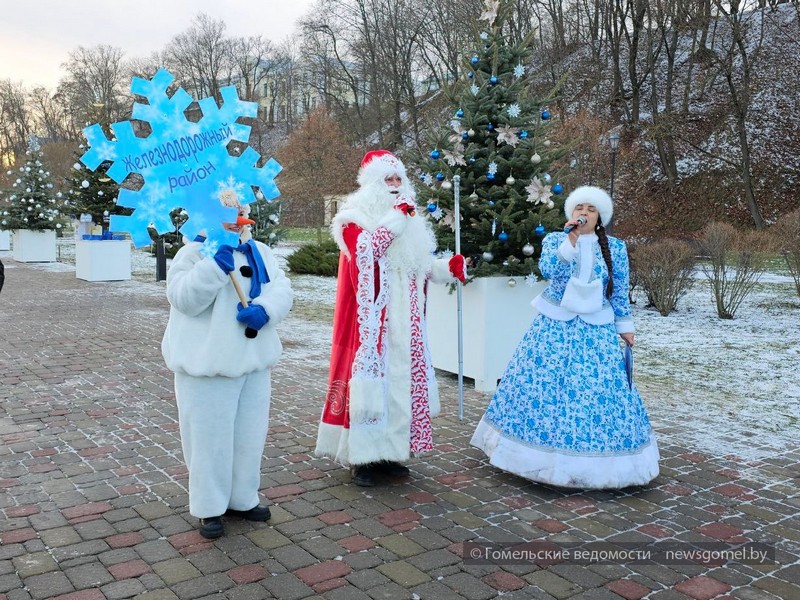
<box><xmin>522</xmin><ymin>243</ymin><xmax>535</xmax><ymax>256</ymax></box>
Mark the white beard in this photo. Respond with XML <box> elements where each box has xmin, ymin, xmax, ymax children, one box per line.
<box><xmin>332</xmin><ymin>180</ymin><xmax>437</xmax><ymax>274</ymax></box>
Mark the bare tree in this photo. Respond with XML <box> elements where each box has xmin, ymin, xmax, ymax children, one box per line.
<box><xmin>0</xmin><ymin>80</ymin><xmax>32</xmax><ymax>166</ymax></box>
<box><xmin>59</xmin><ymin>44</ymin><xmax>128</xmax><ymax>127</ymax></box>
<box><xmin>229</xmin><ymin>36</ymin><xmax>277</xmax><ymax>102</ymax></box>
<box><xmin>707</xmin><ymin>1</ymin><xmax>767</xmax><ymax>228</ymax></box>
<box><xmin>28</xmin><ymin>87</ymin><xmax>75</xmax><ymax>142</ymax></box>
<box><xmin>164</xmin><ymin>13</ymin><xmax>231</xmax><ymax>100</ymax></box>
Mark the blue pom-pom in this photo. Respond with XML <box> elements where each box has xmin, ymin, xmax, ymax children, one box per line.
<box><xmin>541</xmin><ymin>109</ymin><xmax>551</xmax><ymax>120</ymax></box>
<box><xmin>427</xmin><ymin>203</ymin><xmax>438</xmax><ymax>213</ymax></box>
<box><xmin>419</xmin><ymin>173</ymin><xmax>427</xmax><ymax>181</ymax></box>
<box><xmin>455</xmin><ymin>109</ymin><xmax>464</xmax><ymax>118</ymax></box>
<box><xmin>489</xmin><ymin>75</ymin><xmax>498</xmax><ymax>85</ymax></box>
<box><xmin>488</xmin><ymin>200</ymin><xmax>495</xmax><ymax>206</ymax></box>
<box><xmin>520</xmin><ymin>130</ymin><xmax>528</xmax><ymax>139</ymax></box>
<box><xmin>468</xmin><ymin>71</ymin><xmax>474</xmax><ymax>79</ymax></box>
<box><xmin>471</xmin><ymin>55</ymin><xmax>479</xmax><ymax>65</ymax></box>
<box><xmin>436</xmin><ymin>172</ymin><xmax>445</xmax><ymax>181</ymax></box>
<box><xmin>498</xmin><ymin>231</ymin><xmax>509</xmax><ymax>242</ymax></box>
<box><xmin>430</xmin><ymin>149</ymin><xmax>441</xmax><ymax>160</ymax></box>
<box><xmin>535</xmin><ymin>224</ymin><xmax>546</xmax><ymax>236</ymax></box>
<box><xmin>552</xmin><ymin>183</ymin><xmax>563</xmax><ymax>195</ymax></box>
<box><xmin>461</xmin><ymin>132</ymin><xmax>469</xmax><ymax>140</ymax></box>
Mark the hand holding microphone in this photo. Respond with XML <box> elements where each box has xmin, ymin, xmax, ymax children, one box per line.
<box><xmin>564</xmin><ymin>216</ymin><xmax>587</xmax><ymax>233</ymax></box>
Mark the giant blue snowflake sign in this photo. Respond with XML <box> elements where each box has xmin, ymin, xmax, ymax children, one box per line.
<box><xmin>80</xmin><ymin>68</ymin><xmax>281</xmax><ymax>250</ymax></box>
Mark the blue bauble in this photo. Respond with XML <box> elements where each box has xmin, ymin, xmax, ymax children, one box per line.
<box><xmin>487</xmin><ymin>173</ymin><xmax>495</xmax><ymax>181</ymax></box>
<box><xmin>552</xmin><ymin>183</ymin><xmax>564</xmax><ymax>195</ymax></box>
<box><xmin>461</xmin><ymin>132</ymin><xmax>469</xmax><ymax>140</ymax></box>
<box><xmin>486</xmin><ymin>123</ymin><xmax>494</xmax><ymax>131</ymax></box>
<box><xmin>489</xmin><ymin>75</ymin><xmax>498</xmax><ymax>85</ymax></box>
<box><xmin>488</xmin><ymin>200</ymin><xmax>495</xmax><ymax>206</ymax></box>
<box><xmin>541</xmin><ymin>109</ymin><xmax>551</xmax><ymax>120</ymax></box>
<box><xmin>436</xmin><ymin>172</ymin><xmax>445</xmax><ymax>181</ymax></box>
<box><xmin>427</xmin><ymin>203</ymin><xmax>438</xmax><ymax>213</ymax></box>
<box><xmin>542</xmin><ymin>172</ymin><xmax>552</xmax><ymax>184</ymax></box>
<box><xmin>498</xmin><ymin>231</ymin><xmax>509</xmax><ymax>242</ymax></box>
<box><xmin>520</xmin><ymin>130</ymin><xmax>529</xmax><ymax>139</ymax></box>
<box><xmin>535</xmin><ymin>224</ymin><xmax>546</xmax><ymax>236</ymax></box>
<box><xmin>470</xmin><ymin>55</ymin><xmax>479</xmax><ymax>65</ymax></box>
<box><xmin>419</xmin><ymin>173</ymin><xmax>427</xmax><ymax>181</ymax></box>
<box><xmin>430</xmin><ymin>149</ymin><xmax>441</xmax><ymax>160</ymax></box>
<box><xmin>467</xmin><ymin>71</ymin><xmax>474</xmax><ymax>79</ymax></box>
<box><xmin>455</xmin><ymin>109</ymin><xmax>464</xmax><ymax>118</ymax></box>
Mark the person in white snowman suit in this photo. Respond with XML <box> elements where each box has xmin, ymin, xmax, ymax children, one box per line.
<box><xmin>161</xmin><ymin>189</ymin><xmax>293</xmax><ymax>539</ymax></box>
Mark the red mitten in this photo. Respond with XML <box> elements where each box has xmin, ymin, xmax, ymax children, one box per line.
<box><xmin>449</xmin><ymin>254</ymin><xmax>467</xmax><ymax>283</ymax></box>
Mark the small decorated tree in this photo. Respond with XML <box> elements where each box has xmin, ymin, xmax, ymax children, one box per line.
<box><xmin>1</xmin><ymin>137</ymin><xmax>64</xmax><ymax>232</ymax></box>
<box><xmin>415</xmin><ymin>0</ymin><xmax>568</xmax><ymax>278</ymax></box>
<box><xmin>249</xmin><ymin>195</ymin><xmax>287</xmax><ymax>247</ymax></box>
<box><xmin>64</xmin><ymin>151</ymin><xmax>120</xmax><ymax>231</ymax></box>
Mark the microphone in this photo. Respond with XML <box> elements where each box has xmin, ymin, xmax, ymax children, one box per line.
<box><xmin>564</xmin><ymin>216</ymin><xmax>587</xmax><ymax>233</ymax></box>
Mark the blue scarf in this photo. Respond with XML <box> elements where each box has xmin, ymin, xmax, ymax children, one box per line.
<box><xmin>236</xmin><ymin>240</ymin><xmax>270</xmax><ymax>299</ymax></box>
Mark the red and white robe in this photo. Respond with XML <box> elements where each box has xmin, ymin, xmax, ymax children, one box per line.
<box><xmin>315</xmin><ymin>204</ymin><xmax>458</xmax><ymax>466</ymax></box>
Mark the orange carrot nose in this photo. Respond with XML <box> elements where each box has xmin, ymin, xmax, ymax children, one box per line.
<box><xmin>236</xmin><ymin>216</ymin><xmax>256</xmax><ymax>226</ymax></box>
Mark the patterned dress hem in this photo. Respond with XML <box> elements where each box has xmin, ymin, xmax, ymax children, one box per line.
<box><xmin>471</xmin><ymin>416</ymin><xmax>659</xmax><ymax>490</ymax></box>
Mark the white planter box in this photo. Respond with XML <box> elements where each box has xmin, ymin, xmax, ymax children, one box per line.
<box><xmin>427</xmin><ymin>276</ymin><xmax>548</xmax><ymax>392</ymax></box>
<box><xmin>0</xmin><ymin>229</ymin><xmax>10</xmax><ymax>251</ymax></box>
<box><xmin>75</xmin><ymin>239</ymin><xmax>132</xmax><ymax>281</ymax></box>
<box><xmin>12</xmin><ymin>229</ymin><xmax>56</xmax><ymax>263</ymax></box>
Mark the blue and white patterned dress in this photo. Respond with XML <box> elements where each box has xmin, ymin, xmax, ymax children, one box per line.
<box><xmin>471</xmin><ymin>231</ymin><xmax>659</xmax><ymax>489</ymax></box>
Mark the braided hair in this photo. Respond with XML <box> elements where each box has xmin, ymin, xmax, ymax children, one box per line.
<box><xmin>596</xmin><ymin>223</ymin><xmax>614</xmax><ymax>298</ymax></box>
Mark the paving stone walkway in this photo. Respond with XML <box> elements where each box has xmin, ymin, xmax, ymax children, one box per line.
<box><xmin>0</xmin><ymin>255</ymin><xmax>798</xmax><ymax>600</ymax></box>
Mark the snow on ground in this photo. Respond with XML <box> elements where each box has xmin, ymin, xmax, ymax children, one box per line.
<box><xmin>5</xmin><ymin>237</ymin><xmax>798</xmax><ymax>461</ymax></box>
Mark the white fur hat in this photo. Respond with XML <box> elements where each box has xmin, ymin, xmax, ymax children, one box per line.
<box><xmin>357</xmin><ymin>150</ymin><xmax>408</xmax><ymax>187</ymax></box>
<box><xmin>564</xmin><ymin>185</ymin><xmax>614</xmax><ymax>226</ymax></box>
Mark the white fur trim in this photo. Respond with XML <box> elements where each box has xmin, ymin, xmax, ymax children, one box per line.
<box><xmin>615</xmin><ymin>318</ymin><xmax>635</xmax><ymax>334</ymax></box>
<box><xmin>349</xmin><ymin>376</ymin><xmax>386</xmax><ymax>423</ymax></box>
<box><xmin>471</xmin><ymin>417</ymin><xmax>659</xmax><ymax>489</ymax></box>
<box><xmin>377</xmin><ymin>209</ymin><xmax>408</xmax><ymax>236</ymax></box>
<box><xmin>564</xmin><ymin>185</ymin><xmax>614</xmax><ymax>226</ymax></box>
<box><xmin>357</xmin><ymin>154</ymin><xmax>409</xmax><ymax>188</ymax></box>
<box><xmin>430</xmin><ymin>258</ymin><xmax>455</xmax><ymax>284</ymax></box>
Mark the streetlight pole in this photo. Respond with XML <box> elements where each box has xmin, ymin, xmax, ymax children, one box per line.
<box><xmin>607</xmin><ymin>131</ymin><xmax>620</xmax><ymax>236</ymax></box>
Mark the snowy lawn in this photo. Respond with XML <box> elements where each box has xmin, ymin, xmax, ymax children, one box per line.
<box><xmin>30</xmin><ymin>237</ymin><xmax>800</xmax><ymax>460</ymax></box>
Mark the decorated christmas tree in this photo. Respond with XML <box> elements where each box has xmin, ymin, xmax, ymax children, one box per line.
<box><xmin>249</xmin><ymin>194</ymin><xmax>287</xmax><ymax>247</ymax></box>
<box><xmin>415</xmin><ymin>0</ymin><xmax>568</xmax><ymax>278</ymax></box>
<box><xmin>64</xmin><ymin>151</ymin><xmax>121</xmax><ymax>230</ymax></box>
<box><xmin>1</xmin><ymin>137</ymin><xmax>64</xmax><ymax>232</ymax></box>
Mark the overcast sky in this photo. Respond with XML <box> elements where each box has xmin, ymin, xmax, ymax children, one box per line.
<box><xmin>0</xmin><ymin>0</ymin><xmax>314</xmax><ymax>90</ymax></box>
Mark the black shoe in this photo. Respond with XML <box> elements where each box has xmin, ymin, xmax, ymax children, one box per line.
<box><xmin>352</xmin><ymin>464</ymin><xmax>377</xmax><ymax>487</ymax></box>
<box><xmin>375</xmin><ymin>461</ymin><xmax>410</xmax><ymax>477</ymax></box>
<box><xmin>199</xmin><ymin>516</ymin><xmax>224</xmax><ymax>539</ymax></box>
<box><xmin>225</xmin><ymin>504</ymin><xmax>271</xmax><ymax>521</ymax></box>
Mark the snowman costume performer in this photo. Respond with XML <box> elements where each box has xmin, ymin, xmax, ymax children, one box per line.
<box><xmin>162</xmin><ymin>201</ymin><xmax>293</xmax><ymax>538</ymax></box>
<box><xmin>471</xmin><ymin>186</ymin><xmax>659</xmax><ymax>489</ymax></box>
